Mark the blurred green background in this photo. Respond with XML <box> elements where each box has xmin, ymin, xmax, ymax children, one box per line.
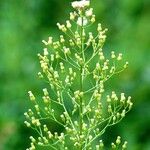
<box><xmin>0</xmin><ymin>0</ymin><xmax>150</xmax><ymax>149</ymax></box>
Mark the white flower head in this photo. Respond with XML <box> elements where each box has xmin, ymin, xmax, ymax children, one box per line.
<box><xmin>77</xmin><ymin>17</ymin><xmax>88</xmax><ymax>26</ymax></box>
<box><xmin>72</xmin><ymin>0</ymin><xmax>90</xmax><ymax>9</ymax></box>
<box><xmin>85</xmin><ymin>8</ymin><xmax>93</xmax><ymax>17</ymax></box>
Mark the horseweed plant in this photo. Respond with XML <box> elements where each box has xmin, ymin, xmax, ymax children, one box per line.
<box><xmin>24</xmin><ymin>1</ymin><xmax>133</xmax><ymax>150</ymax></box>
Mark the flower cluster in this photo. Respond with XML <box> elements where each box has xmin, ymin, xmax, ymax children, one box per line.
<box><xmin>72</xmin><ymin>0</ymin><xmax>90</xmax><ymax>9</ymax></box>
<box><xmin>25</xmin><ymin>0</ymin><xmax>133</xmax><ymax>150</ymax></box>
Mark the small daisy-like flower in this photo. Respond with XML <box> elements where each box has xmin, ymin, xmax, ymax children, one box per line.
<box><xmin>71</xmin><ymin>0</ymin><xmax>90</xmax><ymax>9</ymax></box>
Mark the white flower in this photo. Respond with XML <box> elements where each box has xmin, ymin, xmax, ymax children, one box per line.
<box><xmin>71</xmin><ymin>0</ymin><xmax>90</xmax><ymax>9</ymax></box>
<box><xmin>77</xmin><ymin>17</ymin><xmax>88</xmax><ymax>26</ymax></box>
<box><xmin>85</xmin><ymin>8</ymin><xmax>93</xmax><ymax>17</ymax></box>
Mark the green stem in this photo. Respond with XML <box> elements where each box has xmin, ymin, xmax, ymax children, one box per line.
<box><xmin>79</xmin><ymin>13</ymin><xmax>84</xmax><ymax>150</ymax></box>
<box><xmin>79</xmin><ymin>66</ymin><xmax>83</xmax><ymax>150</ymax></box>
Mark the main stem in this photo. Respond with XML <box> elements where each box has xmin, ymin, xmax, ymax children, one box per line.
<box><xmin>79</xmin><ymin>13</ymin><xmax>85</xmax><ymax>150</ymax></box>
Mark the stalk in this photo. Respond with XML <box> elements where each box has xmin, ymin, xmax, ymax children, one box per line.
<box><xmin>79</xmin><ymin>13</ymin><xmax>84</xmax><ymax>150</ymax></box>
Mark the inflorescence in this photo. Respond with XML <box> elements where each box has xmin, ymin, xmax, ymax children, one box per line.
<box><xmin>24</xmin><ymin>0</ymin><xmax>133</xmax><ymax>150</ymax></box>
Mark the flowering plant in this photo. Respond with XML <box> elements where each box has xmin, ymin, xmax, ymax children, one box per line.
<box><xmin>24</xmin><ymin>1</ymin><xmax>133</xmax><ymax>150</ymax></box>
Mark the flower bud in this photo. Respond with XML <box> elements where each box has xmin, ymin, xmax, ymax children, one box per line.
<box><xmin>70</xmin><ymin>12</ymin><xmax>76</xmax><ymax>20</ymax></box>
<box><xmin>116</xmin><ymin>136</ymin><xmax>121</xmax><ymax>145</ymax></box>
<box><xmin>28</xmin><ymin>91</ymin><xmax>35</xmax><ymax>101</ymax></box>
<box><xmin>66</xmin><ymin>20</ymin><xmax>72</xmax><ymax>28</ymax></box>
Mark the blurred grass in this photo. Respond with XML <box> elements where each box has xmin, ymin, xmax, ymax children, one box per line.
<box><xmin>0</xmin><ymin>0</ymin><xmax>150</xmax><ymax>149</ymax></box>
